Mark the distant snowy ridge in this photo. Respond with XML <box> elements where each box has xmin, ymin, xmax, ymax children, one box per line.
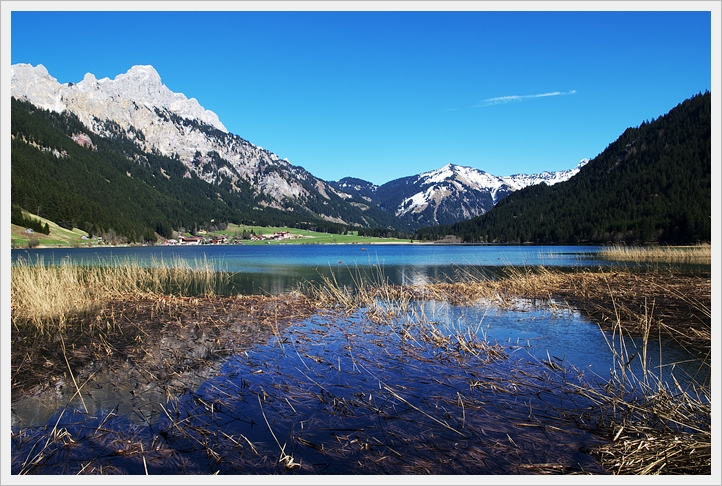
<box><xmin>500</xmin><ymin>158</ymin><xmax>590</xmax><ymax>191</ymax></box>
<box><xmin>331</xmin><ymin>160</ymin><xmax>589</xmax><ymax>227</ymax></box>
<box><xmin>390</xmin><ymin>161</ymin><xmax>588</xmax><ymax>223</ymax></box>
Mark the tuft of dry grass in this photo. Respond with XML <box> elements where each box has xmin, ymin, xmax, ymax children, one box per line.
<box><xmin>11</xmin><ymin>255</ymin><xmax>230</xmax><ymax>335</ymax></box>
<box><xmin>599</xmin><ymin>244</ymin><xmax>711</xmax><ymax>265</ymax></box>
<box><xmin>309</xmin><ymin>263</ymin><xmax>414</xmax><ymax>318</ymax></box>
<box><xmin>571</xmin><ymin>307</ymin><xmax>711</xmax><ymax>475</ymax></box>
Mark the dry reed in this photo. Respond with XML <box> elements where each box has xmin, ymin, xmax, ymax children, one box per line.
<box><xmin>11</xmin><ymin>255</ymin><xmax>229</xmax><ymax>334</ymax></box>
<box><xmin>599</xmin><ymin>244</ymin><xmax>711</xmax><ymax>265</ymax></box>
<box><xmin>571</xmin><ymin>306</ymin><xmax>711</xmax><ymax>475</ymax></box>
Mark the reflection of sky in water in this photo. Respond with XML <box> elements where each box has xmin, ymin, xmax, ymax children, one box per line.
<box><xmin>11</xmin><ymin>294</ymin><xmax>709</xmax><ymax>474</ymax></box>
<box><xmin>12</xmin><ymin>244</ymin><xmax>608</xmax><ymax>273</ymax></box>
<box><xmin>418</xmin><ymin>300</ymin><xmax>710</xmax><ymax>390</ymax></box>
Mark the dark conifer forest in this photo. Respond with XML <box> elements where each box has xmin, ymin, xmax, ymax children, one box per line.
<box><xmin>10</xmin><ymin>98</ymin><xmax>400</xmax><ymax>242</ymax></box>
<box><xmin>415</xmin><ymin>92</ymin><xmax>711</xmax><ymax>245</ymax></box>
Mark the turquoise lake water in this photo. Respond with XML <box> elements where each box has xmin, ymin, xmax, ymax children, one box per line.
<box><xmin>13</xmin><ymin>244</ymin><xmax>609</xmax><ymax>294</ymax></box>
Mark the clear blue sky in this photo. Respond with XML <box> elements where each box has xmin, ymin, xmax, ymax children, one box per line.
<box><xmin>8</xmin><ymin>6</ymin><xmax>714</xmax><ymax>185</ymax></box>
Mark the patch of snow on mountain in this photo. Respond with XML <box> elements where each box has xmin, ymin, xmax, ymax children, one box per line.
<box><xmin>420</xmin><ymin>165</ymin><xmax>455</xmax><ymax>184</ymax></box>
<box><xmin>394</xmin><ymin>160</ymin><xmax>587</xmax><ymax>221</ymax></box>
<box><xmin>397</xmin><ymin>187</ymin><xmax>435</xmax><ymax>216</ymax></box>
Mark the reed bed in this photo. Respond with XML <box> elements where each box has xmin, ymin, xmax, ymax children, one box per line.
<box><xmin>599</xmin><ymin>244</ymin><xmax>711</xmax><ymax>265</ymax></box>
<box><xmin>11</xmin><ymin>255</ymin><xmax>230</xmax><ymax>334</ymax></box>
<box><xmin>425</xmin><ymin>266</ymin><xmax>711</xmax><ymax>350</ymax></box>
<box><xmin>571</xmin><ymin>313</ymin><xmax>711</xmax><ymax>475</ymax></box>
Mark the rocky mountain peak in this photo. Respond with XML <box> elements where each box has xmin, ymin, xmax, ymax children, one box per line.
<box><xmin>331</xmin><ymin>158</ymin><xmax>586</xmax><ymax>228</ymax></box>
<box><xmin>11</xmin><ymin>63</ymin><xmax>227</xmax><ymax>133</ymax></box>
<box><xmin>12</xmin><ymin>63</ymin><xmax>400</xmax><ymax>229</ymax></box>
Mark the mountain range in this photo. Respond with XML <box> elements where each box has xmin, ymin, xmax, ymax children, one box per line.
<box><xmin>10</xmin><ymin>63</ymin><xmax>586</xmax><ymax>237</ymax></box>
<box><xmin>416</xmin><ymin>91</ymin><xmax>711</xmax><ymax>244</ymax></box>
<box><xmin>330</xmin><ymin>160</ymin><xmax>587</xmax><ymax>227</ymax></box>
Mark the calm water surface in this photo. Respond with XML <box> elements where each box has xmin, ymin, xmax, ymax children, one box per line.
<box><xmin>13</xmin><ymin>244</ymin><xmax>608</xmax><ymax>294</ymax></box>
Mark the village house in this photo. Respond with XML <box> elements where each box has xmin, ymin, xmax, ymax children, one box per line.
<box><xmin>178</xmin><ymin>236</ymin><xmax>203</xmax><ymax>245</ymax></box>
<box><xmin>273</xmin><ymin>231</ymin><xmax>291</xmax><ymax>240</ymax></box>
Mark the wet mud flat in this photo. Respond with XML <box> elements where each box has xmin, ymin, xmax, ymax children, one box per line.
<box><xmin>11</xmin><ymin>293</ymin><xmax>614</xmax><ymax>475</ymax></box>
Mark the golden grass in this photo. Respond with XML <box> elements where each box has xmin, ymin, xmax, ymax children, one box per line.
<box><xmin>11</xmin><ymin>255</ymin><xmax>229</xmax><ymax>334</ymax></box>
<box><xmin>599</xmin><ymin>244</ymin><xmax>711</xmax><ymax>265</ymax></box>
<box><xmin>571</xmin><ymin>307</ymin><xmax>711</xmax><ymax>475</ymax></box>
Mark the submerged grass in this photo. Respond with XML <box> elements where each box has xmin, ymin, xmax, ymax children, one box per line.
<box><xmin>309</xmin><ymin>264</ymin><xmax>712</xmax><ymax>475</ymax></box>
<box><xmin>10</xmin><ymin>259</ymin><xmax>712</xmax><ymax>475</ymax></box>
<box><xmin>427</xmin><ymin>266</ymin><xmax>711</xmax><ymax>350</ymax></box>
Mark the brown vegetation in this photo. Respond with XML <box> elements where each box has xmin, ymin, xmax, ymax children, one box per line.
<box><xmin>425</xmin><ymin>267</ymin><xmax>711</xmax><ymax>350</ymax></box>
<box><xmin>599</xmin><ymin>244</ymin><xmax>711</xmax><ymax>265</ymax></box>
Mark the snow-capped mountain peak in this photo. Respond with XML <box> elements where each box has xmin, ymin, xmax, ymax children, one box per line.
<box><xmin>330</xmin><ymin>159</ymin><xmax>588</xmax><ymax>228</ymax></box>
<box><xmin>386</xmin><ymin>161</ymin><xmax>588</xmax><ymax>226</ymax></box>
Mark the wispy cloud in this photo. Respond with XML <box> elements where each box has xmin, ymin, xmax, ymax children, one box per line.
<box><xmin>477</xmin><ymin>90</ymin><xmax>577</xmax><ymax>107</ymax></box>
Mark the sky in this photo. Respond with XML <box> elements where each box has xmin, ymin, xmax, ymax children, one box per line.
<box><xmin>5</xmin><ymin>4</ymin><xmax>716</xmax><ymax>186</ymax></box>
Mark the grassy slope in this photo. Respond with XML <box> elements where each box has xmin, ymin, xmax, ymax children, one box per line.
<box><xmin>11</xmin><ymin>211</ymin><xmax>94</xmax><ymax>248</ymax></box>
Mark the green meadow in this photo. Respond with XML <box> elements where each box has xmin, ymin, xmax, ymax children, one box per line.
<box><xmin>202</xmin><ymin>223</ymin><xmax>413</xmax><ymax>245</ymax></box>
<box><xmin>11</xmin><ymin>214</ymin><xmax>93</xmax><ymax>249</ymax></box>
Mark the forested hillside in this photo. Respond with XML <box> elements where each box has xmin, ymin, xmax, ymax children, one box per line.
<box><xmin>10</xmin><ymin>98</ymin><xmax>400</xmax><ymax>243</ymax></box>
<box><xmin>416</xmin><ymin>92</ymin><xmax>711</xmax><ymax>245</ymax></box>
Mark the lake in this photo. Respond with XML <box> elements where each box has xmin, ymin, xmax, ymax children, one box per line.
<box><xmin>13</xmin><ymin>244</ymin><xmax>611</xmax><ymax>294</ymax></box>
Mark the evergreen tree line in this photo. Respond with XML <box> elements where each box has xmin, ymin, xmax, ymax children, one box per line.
<box><xmin>10</xmin><ymin>204</ymin><xmax>50</xmax><ymax>235</ymax></box>
<box><xmin>356</xmin><ymin>228</ymin><xmax>411</xmax><ymax>239</ymax></box>
<box><xmin>10</xmin><ymin>98</ymin><xmax>399</xmax><ymax>243</ymax></box>
<box><xmin>415</xmin><ymin>92</ymin><xmax>711</xmax><ymax>245</ymax></box>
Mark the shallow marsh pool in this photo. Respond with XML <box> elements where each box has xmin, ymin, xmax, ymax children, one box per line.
<box><xmin>10</xmin><ymin>294</ymin><xmax>708</xmax><ymax>475</ymax></box>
